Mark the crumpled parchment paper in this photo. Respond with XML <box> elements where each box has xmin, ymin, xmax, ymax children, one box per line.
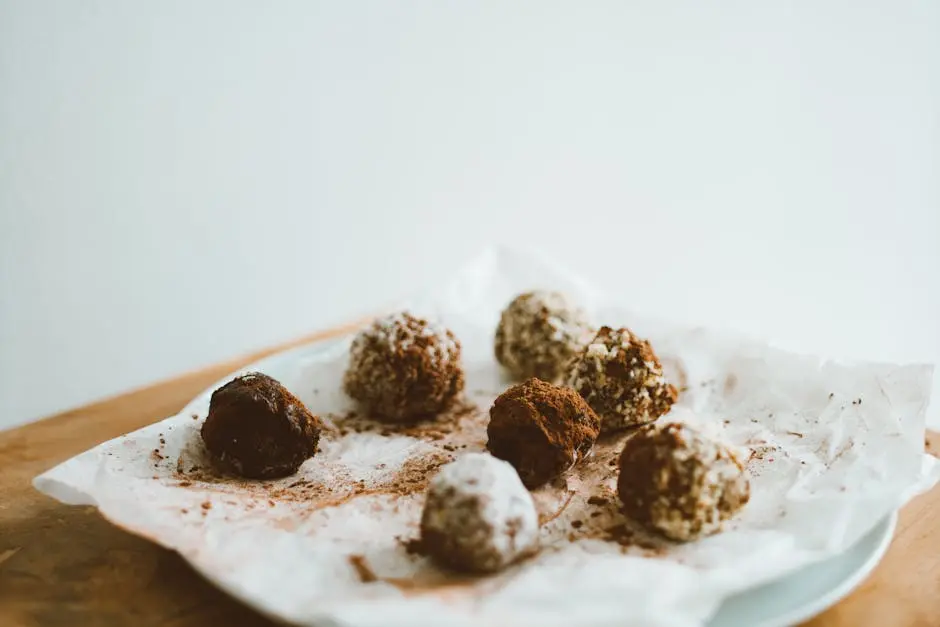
<box><xmin>35</xmin><ymin>247</ymin><xmax>938</xmax><ymax>627</ymax></box>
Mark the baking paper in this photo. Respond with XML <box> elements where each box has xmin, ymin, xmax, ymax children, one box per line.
<box><xmin>34</xmin><ymin>247</ymin><xmax>937</xmax><ymax>627</ymax></box>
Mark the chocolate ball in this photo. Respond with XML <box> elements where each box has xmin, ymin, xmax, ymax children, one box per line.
<box><xmin>567</xmin><ymin>326</ymin><xmax>677</xmax><ymax>433</ymax></box>
<box><xmin>487</xmin><ymin>378</ymin><xmax>600</xmax><ymax>488</ymax></box>
<box><xmin>201</xmin><ymin>372</ymin><xmax>321</xmax><ymax>479</ymax></box>
<box><xmin>617</xmin><ymin>422</ymin><xmax>750</xmax><ymax>541</ymax></box>
<box><xmin>420</xmin><ymin>453</ymin><xmax>539</xmax><ymax>573</ymax></box>
<box><xmin>344</xmin><ymin>312</ymin><xmax>464</xmax><ymax>422</ymax></box>
<box><xmin>495</xmin><ymin>291</ymin><xmax>593</xmax><ymax>383</ymax></box>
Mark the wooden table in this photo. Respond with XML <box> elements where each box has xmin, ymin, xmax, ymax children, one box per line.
<box><xmin>1</xmin><ymin>325</ymin><xmax>938</xmax><ymax>627</ymax></box>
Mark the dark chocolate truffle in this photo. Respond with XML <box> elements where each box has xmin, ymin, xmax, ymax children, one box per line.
<box><xmin>495</xmin><ymin>291</ymin><xmax>593</xmax><ymax>383</ymax></box>
<box><xmin>617</xmin><ymin>422</ymin><xmax>750</xmax><ymax>541</ymax></box>
<box><xmin>420</xmin><ymin>453</ymin><xmax>539</xmax><ymax>573</ymax></box>
<box><xmin>487</xmin><ymin>378</ymin><xmax>600</xmax><ymax>488</ymax></box>
<box><xmin>567</xmin><ymin>326</ymin><xmax>677</xmax><ymax>433</ymax></box>
<box><xmin>344</xmin><ymin>312</ymin><xmax>464</xmax><ymax>422</ymax></box>
<box><xmin>201</xmin><ymin>372</ymin><xmax>321</xmax><ymax>479</ymax></box>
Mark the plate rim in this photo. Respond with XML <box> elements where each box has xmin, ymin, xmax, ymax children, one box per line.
<box><xmin>749</xmin><ymin>511</ymin><xmax>896</xmax><ymax>627</ymax></box>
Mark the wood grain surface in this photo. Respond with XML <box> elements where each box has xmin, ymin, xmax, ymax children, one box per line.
<box><xmin>1</xmin><ymin>324</ymin><xmax>938</xmax><ymax>627</ymax></box>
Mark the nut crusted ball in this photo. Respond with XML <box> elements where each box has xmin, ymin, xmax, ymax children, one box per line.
<box><xmin>567</xmin><ymin>326</ymin><xmax>677</xmax><ymax>432</ymax></box>
<box><xmin>344</xmin><ymin>312</ymin><xmax>465</xmax><ymax>422</ymax></box>
<box><xmin>420</xmin><ymin>453</ymin><xmax>539</xmax><ymax>573</ymax></box>
<box><xmin>617</xmin><ymin>422</ymin><xmax>750</xmax><ymax>541</ymax></box>
<box><xmin>495</xmin><ymin>291</ymin><xmax>593</xmax><ymax>383</ymax></box>
<box><xmin>487</xmin><ymin>378</ymin><xmax>600</xmax><ymax>488</ymax></box>
<box><xmin>201</xmin><ymin>372</ymin><xmax>321</xmax><ymax>479</ymax></box>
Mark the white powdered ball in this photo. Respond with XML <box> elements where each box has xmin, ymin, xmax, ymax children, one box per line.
<box><xmin>420</xmin><ymin>453</ymin><xmax>539</xmax><ymax>573</ymax></box>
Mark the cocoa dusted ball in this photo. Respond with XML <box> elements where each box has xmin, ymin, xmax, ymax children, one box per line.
<box><xmin>420</xmin><ymin>453</ymin><xmax>539</xmax><ymax>573</ymax></box>
<box><xmin>344</xmin><ymin>312</ymin><xmax>465</xmax><ymax>422</ymax></box>
<box><xmin>495</xmin><ymin>291</ymin><xmax>593</xmax><ymax>383</ymax></box>
<box><xmin>201</xmin><ymin>372</ymin><xmax>321</xmax><ymax>479</ymax></box>
<box><xmin>617</xmin><ymin>422</ymin><xmax>750</xmax><ymax>541</ymax></box>
<box><xmin>567</xmin><ymin>326</ymin><xmax>677</xmax><ymax>433</ymax></box>
<box><xmin>487</xmin><ymin>378</ymin><xmax>600</xmax><ymax>488</ymax></box>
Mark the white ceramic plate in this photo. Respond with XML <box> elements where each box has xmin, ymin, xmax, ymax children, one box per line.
<box><xmin>179</xmin><ymin>337</ymin><xmax>897</xmax><ymax>627</ymax></box>
<box><xmin>708</xmin><ymin>512</ymin><xmax>895</xmax><ymax>627</ymax></box>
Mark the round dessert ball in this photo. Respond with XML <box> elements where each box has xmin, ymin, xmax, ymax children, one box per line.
<box><xmin>567</xmin><ymin>326</ymin><xmax>677</xmax><ymax>432</ymax></box>
<box><xmin>344</xmin><ymin>312</ymin><xmax>464</xmax><ymax>422</ymax></box>
<box><xmin>201</xmin><ymin>372</ymin><xmax>321</xmax><ymax>479</ymax></box>
<box><xmin>420</xmin><ymin>453</ymin><xmax>539</xmax><ymax>573</ymax></box>
<box><xmin>487</xmin><ymin>378</ymin><xmax>600</xmax><ymax>488</ymax></box>
<box><xmin>495</xmin><ymin>291</ymin><xmax>593</xmax><ymax>383</ymax></box>
<box><xmin>617</xmin><ymin>422</ymin><xmax>750</xmax><ymax>541</ymax></box>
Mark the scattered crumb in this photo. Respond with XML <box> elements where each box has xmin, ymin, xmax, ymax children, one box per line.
<box><xmin>539</xmin><ymin>491</ymin><xmax>576</xmax><ymax>526</ymax></box>
<box><xmin>177</xmin><ymin>480</ymin><xmax>192</xmax><ymax>487</ymax></box>
<box><xmin>201</xmin><ymin>501</ymin><xmax>212</xmax><ymax>510</ymax></box>
<box><xmin>786</xmin><ymin>431</ymin><xmax>804</xmax><ymax>438</ymax></box>
<box><xmin>403</xmin><ymin>537</ymin><xmax>424</xmax><ymax>555</ymax></box>
<box><xmin>181</xmin><ymin>508</ymin><xmax>188</xmax><ymax>514</ymax></box>
<box><xmin>603</xmin><ymin>523</ymin><xmax>664</xmax><ymax>553</ymax></box>
<box><xmin>348</xmin><ymin>555</ymin><xmax>377</xmax><ymax>583</ymax></box>
<box><xmin>571</xmin><ymin>520</ymin><xmax>583</xmax><ymax>529</ymax></box>
<box><xmin>191</xmin><ymin>413</ymin><xmax>199</xmax><ymax>420</ymax></box>
<box><xmin>587</xmin><ymin>496</ymin><xmax>609</xmax><ymax>506</ymax></box>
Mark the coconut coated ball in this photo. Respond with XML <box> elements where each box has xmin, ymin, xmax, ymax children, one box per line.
<box><xmin>344</xmin><ymin>312</ymin><xmax>464</xmax><ymax>421</ymax></box>
<box><xmin>617</xmin><ymin>421</ymin><xmax>750</xmax><ymax>541</ymax></box>
<box><xmin>567</xmin><ymin>326</ymin><xmax>677</xmax><ymax>432</ymax></box>
<box><xmin>495</xmin><ymin>291</ymin><xmax>593</xmax><ymax>383</ymax></box>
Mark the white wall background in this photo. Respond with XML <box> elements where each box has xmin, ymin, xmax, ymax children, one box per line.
<box><xmin>1</xmin><ymin>1</ymin><xmax>938</xmax><ymax>431</ymax></box>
